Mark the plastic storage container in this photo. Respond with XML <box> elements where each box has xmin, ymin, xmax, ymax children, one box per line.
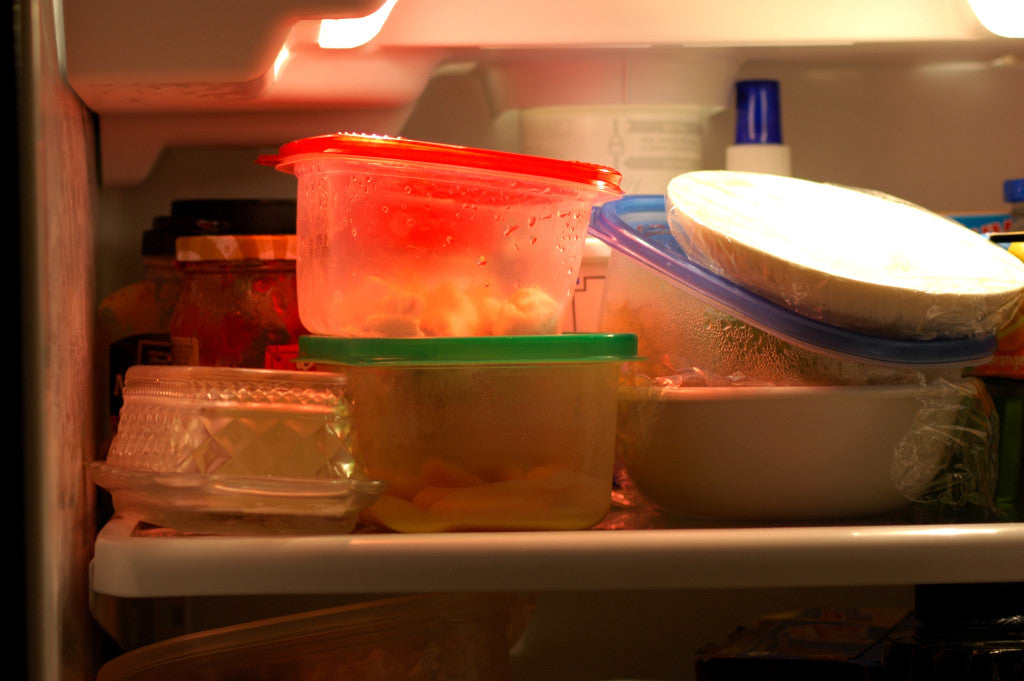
<box><xmin>973</xmin><ymin>194</ymin><xmax>1024</xmax><ymax>519</ymax></box>
<box><xmin>90</xmin><ymin>364</ymin><xmax>385</xmax><ymax>535</ymax></box>
<box><xmin>299</xmin><ymin>333</ymin><xmax>638</xmax><ymax>533</ymax></box>
<box><xmin>591</xmin><ymin>196</ymin><xmax>999</xmax><ymax>522</ymax></box>
<box><xmin>589</xmin><ymin>195</ymin><xmax>998</xmax><ymax>382</ymax></box>
<box><xmin>95</xmin><ymin>593</ymin><xmax>531</xmax><ymax>681</ymax></box>
<box><xmin>257</xmin><ymin>133</ymin><xmax>623</xmax><ymax>338</ymax></box>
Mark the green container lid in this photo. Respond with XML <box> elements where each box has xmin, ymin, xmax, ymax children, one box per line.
<box><xmin>299</xmin><ymin>334</ymin><xmax>639</xmax><ymax>366</ymax></box>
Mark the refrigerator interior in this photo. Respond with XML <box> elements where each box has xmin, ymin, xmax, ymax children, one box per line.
<box><xmin>18</xmin><ymin>0</ymin><xmax>1024</xmax><ymax>679</ymax></box>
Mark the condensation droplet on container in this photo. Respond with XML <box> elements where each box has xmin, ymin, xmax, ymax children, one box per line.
<box><xmin>381</xmin><ymin>206</ymin><xmax>390</xmax><ymax>214</ymax></box>
<box><xmin>477</xmin><ymin>256</ymin><xmax>488</xmax><ymax>266</ymax></box>
<box><xmin>528</xmin><ymin>217</ymin><xmax>537</xmax><ymax>227</ymax></box>
<box><xmin>529</xmin><ymin>236</ymin><xmax>538</xmax><ymax>245</ymax></box>
<box><xmin>503</xmin><ymin>224</ymin><xmax>519</xmax><ymax>237</ymax></box>
<box><xmin>445</xmin><ymin>236</ymin><xmax>455</xmax><ymax>246</ymax></box>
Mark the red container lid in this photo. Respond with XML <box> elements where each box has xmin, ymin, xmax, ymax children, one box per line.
<box><xmin>257</xmin><ymin>132</ymin><xmax>623</xmax><ymax>196</ymax></box>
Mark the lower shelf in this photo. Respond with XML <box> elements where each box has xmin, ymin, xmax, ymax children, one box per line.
<box><xmin>90</xmin><ymin>514</ymin><xmax>1024</xmax><ymax>599</ymax></box>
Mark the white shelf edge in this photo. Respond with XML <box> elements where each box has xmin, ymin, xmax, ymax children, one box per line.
<box><xmin>90</xmin><ymin>515</ymin><xmax>1024</xmax><ymax>599</ymax></box>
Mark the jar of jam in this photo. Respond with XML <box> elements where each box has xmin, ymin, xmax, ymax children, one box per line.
<box><xmin>170</xmin><ymin>234</ymin><xmax>307</xmax><ymax>368</ymax></box>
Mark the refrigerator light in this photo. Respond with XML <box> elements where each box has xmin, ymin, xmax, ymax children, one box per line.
<box><xmin>318</xmin><ymin>0</ymin><xmax>400</xmax><ymax>49</ymax></box>
<box><xmin>968</xmin><ymin>0</ymin><xmax>1024</xmax><ymax>38</ymax></box>
<box><xmin>273</xmin><ymin>46</ymin><xmax>290</xmax><ymax>78</ymax></box>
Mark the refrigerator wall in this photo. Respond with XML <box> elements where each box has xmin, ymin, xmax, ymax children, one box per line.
<box><xmin>19</xmin><ymin>0</ymin><xmax>100</xmax><ymax>679</ymax></box>
<box><xmin>18</xmin><ymin>1</ymin><xmax>1024</xmax><ymax>680</ymax></box>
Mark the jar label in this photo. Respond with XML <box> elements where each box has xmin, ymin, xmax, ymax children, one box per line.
<box><xmin>265</xmin><ymin>344</ymin><xmax>301</xmax><ymax>370</ymax></box>
<box><xmin>170</xmin><ymin>335</ymin><xmax>200</xmax><ymax>366</ymax></box>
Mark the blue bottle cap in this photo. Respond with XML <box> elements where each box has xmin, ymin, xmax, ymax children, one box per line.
<box><xmin>734</xmin><ymin>80</ymin><xmax>783</xmax><ymax>145</ymax></box>
<box><xmin>1004</xmin><ymin>178</ymin><xmax>1024</xmax><ymax>203</ymax></box>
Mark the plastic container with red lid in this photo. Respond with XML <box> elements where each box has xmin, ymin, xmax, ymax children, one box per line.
<box><xmin>258</xmin><ymin>133</ymin><xmax>623</xmax><ymax>338</ymax></box>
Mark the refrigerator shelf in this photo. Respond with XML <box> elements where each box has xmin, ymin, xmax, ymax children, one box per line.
<box><xmin>90</xmin><ymin>515</ymin><xmax>1024</xmax><ymax>599</ymax></box>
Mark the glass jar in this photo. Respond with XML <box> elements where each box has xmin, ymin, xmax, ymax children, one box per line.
<box><xmin>96</xmin><ymin>214</ymin><xmax>207</xmax><ymax>454</ymax></box>
<box><xmin>170</xmin><ymin>234</ymin><xmax>307</xmax><ymax>368</ymax></box>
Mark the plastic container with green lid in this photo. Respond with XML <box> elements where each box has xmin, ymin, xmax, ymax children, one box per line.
<box><xmin>299</xmin><ymin>333</ymin><xmax>638</xmax><ymax>533</ymax></box>
<box><xmin>298</xmin><ymin>332</ymin><xmax>639</xmax><ymax>366</ymax></box>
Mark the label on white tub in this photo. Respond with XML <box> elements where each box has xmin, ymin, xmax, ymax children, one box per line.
<box><xmin>520</xmin><ymin>105</ymin><xmax>706</xmax><ymax>195</ymax></box>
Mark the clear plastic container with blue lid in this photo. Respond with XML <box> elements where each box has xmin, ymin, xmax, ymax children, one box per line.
<box><xmin>589</xmin><ymin>194</ymin><xmax>999</xmax><ymax>386</ymax></box>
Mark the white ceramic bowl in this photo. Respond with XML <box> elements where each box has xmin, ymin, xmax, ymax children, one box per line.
<box><xmin>617</xmin><ymin>383</ymin><xmax>966</xmax><ymax>521</ymax></box>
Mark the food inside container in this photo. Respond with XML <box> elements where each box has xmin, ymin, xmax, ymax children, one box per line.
<box><xmin>90</xmin><ymin>364</ymin><xmax>386</xmax><ymax>535</ymax></box>
<box><xmin>96</xmin><ymin>592</ymin><xmax>533</xmax><ymax>681</ymax></box>
<box><xmin>299</xmin><ymin>333</ymin><xmax>638</xmax><ymax>533</ymax></box>
<box><xmin>665</xmin><ymin>170</ymin><xmax>1024</xmax><ymax>340</ymax></box>
<box><xmin>257</xmin><ymin>133</ymin><xmax>622</xmax><ymax>338</ymax></box>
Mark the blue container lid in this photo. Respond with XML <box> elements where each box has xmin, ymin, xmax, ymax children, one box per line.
<box><xmin>588</xmin><ymin>195</ymin><xmax>997</xmax><ymax>367</ymax></box>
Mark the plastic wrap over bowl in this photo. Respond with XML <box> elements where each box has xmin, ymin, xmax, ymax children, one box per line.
<box><xmin>616</xmin><ymin>378</ymin><xmax>998</xmax><ymax>521</ymax></box>
<box><xmin>90</xmin><ymin>364</ymin><xmax>386</xmax><ymax>535</ymax></box>
<box><xmin>258</xmin><ymin>133</ymin><xmax>623</xmax><ymax>338</ymax></box>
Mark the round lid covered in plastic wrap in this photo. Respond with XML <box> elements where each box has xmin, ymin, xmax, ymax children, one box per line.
<box><xmin>664</xmin><ymin>170</ymin><xmax>1024</xmax><ymax>341</ymax></box>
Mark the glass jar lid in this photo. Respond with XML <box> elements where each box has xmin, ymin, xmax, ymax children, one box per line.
<box><xmin>175</xmin><ymin>234</ymin><xmax>297</xmax><ymax>262</ymax></box>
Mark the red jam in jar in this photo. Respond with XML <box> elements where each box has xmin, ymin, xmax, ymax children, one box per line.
<box><xmin>170</xmin><ymin>234</ymin><xmax>307</xmax><ymax>368</ymax></box>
